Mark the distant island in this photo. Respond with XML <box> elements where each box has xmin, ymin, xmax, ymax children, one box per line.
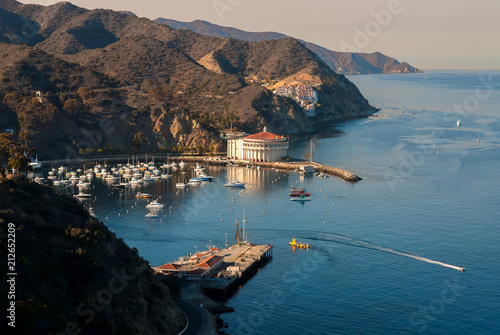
<box><xmin>155</xmin><ymin>18</ymin><xmax>422</xmax><ymax>75</ymax></box>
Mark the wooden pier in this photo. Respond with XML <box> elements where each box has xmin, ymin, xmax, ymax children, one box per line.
<box><xmin>201</xmin><ymin>243</ymin><xmax>273</xmax><ymax>298</ymax></box>
<box><xmin>154</xmin><ymin>243</ymin><xmax>273</xmax><ymax>299</ymax></box>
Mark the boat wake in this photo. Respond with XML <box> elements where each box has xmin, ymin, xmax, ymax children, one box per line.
<box><xmin>306</xmin><ymin>233</ymin><xmax>465</xmax><ymax>272</ymax></box>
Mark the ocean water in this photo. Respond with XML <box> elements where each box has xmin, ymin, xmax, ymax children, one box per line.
<box><xmin>71</xmin><ymin>71</ymin><xmax>500</xmax><ymax>334</ymax></box>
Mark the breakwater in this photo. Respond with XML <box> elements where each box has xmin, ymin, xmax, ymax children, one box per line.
<box><xmin>37</xmin><ymin>154</ymin><xmax>361</xmax><ymax>182</ymax></box>
<box><xmin>239</xmin><ymin>160</ymin><xmax>362</xmax><ymax>182</ymax></box>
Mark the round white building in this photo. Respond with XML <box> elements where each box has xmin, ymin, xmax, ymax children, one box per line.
<box><xmin>227</xmin><ymin>128</ymin><xmax>289</xmax><ymax>162</ymax></box>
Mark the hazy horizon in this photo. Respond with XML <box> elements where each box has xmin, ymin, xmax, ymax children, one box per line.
<box><xmin>18</xmin><ymin>0</ymin><xmax>500</xmax><ymax>71</ymax></box>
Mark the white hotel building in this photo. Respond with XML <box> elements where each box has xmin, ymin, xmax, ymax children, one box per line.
<box><xmin>227</xmin><ymin>128</ymin><xmax>289</xmax><ymax>162</ymax></box>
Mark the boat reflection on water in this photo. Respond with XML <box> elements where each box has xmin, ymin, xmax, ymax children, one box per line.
<box><xmin>226</xmin><ymin>165</ymin><xmax>290</xmax><ymax>192</ymax></box>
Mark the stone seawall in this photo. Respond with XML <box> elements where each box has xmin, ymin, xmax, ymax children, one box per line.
<box><xmin>243</xmin><ymin>161</ymin><xmax>362</xmax><ymax>182</ymax></box>
<box><xmin>38</xmin><ymin>155</ymin><xmax>361</xmax><ymax>182</ymax></box>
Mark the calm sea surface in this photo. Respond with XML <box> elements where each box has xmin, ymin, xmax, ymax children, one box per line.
<box><xmin>61</xmin><ymin>71</ymin><xmax>500</xmax><ymax>334</ymax></box>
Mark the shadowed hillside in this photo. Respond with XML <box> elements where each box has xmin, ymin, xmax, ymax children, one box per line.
<box><xmin>0</xmin><ymin>176</ymin><xmax>185</xmax><ymax>334</ymax></box>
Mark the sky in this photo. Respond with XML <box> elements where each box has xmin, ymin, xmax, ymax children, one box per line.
<box><xmin>19</xmin><ymin>0</ymin><xmax>500</xmax><ymax>70</ymax></box>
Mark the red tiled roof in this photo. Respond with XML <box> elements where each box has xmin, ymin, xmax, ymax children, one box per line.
<box><xmin>197</xmin><ymin>255</ymin><xmax>223</xmax><ymax>269</ymax></box>
<box><xmin>183</xmin><ymin>268</ymin><xmax>206</xmax><ymax>275</ymax></box>
<box><xmin>244</xmin><ymin>131</ymin><xmax>285</xmax><ymax>141</ymax></box>
<box><xmin>157</xmin><ymin>263</ymin><xmax>179</xmax><ymax>270</ymax></box>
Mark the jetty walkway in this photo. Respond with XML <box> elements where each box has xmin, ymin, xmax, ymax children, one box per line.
<box><xmin>242</xmin><ymin>160</ymin><xmax>362</xmax><ymax>182</ymax></box>
<box><xmin>37</xmin><ymin>154</ymin><xmax>361</xmax><ymax>182</ymax></box>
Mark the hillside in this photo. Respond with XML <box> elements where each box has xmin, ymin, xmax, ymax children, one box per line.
<box><xmin>156</xmin><ymin>18</ymin><xmax>422</xmax><ymax>75</ymax></box>
<box><xmin>155</xmin><ymin>18</ymin><xmax>285</xmax><ymax>43</ymax></box>
<box><xmin>0</xmin><ymin>1</ymin><xmax>375</xmax><ymax>159</ymax></box>
<box><xmin>0</xmin><ymin>176</ymin><xmax>185</xmax><ymax>334</ymax></box>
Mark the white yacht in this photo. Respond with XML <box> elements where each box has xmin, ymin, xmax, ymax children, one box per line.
<box><xmin>146</xmin><ymin>200</ymin><xmax>165</xmax><ymax>209</ymax></box>
<box><xmin>187</xmin><ymin>178</ymin><xmax>201</xmax><ymax>187</ymax></box>
<box><xmin>224</xmin><ymin>180</ymin><xmax>245</xmax><ymax>188</ymax></box>
<box><xmin>74</xmin><ymin>192</ymin><xmax>91</xmax><ymax>199</ymax></box>
<box><xmin>29</xmin><ymin>156</ymin><xmax>42</xmax><ymax>170</ymax></box>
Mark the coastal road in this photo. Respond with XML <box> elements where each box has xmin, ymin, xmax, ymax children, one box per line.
<box><xmin>177</xmin><ymin>300</ymin><xmax>214</xmax><ymax>335</ymax></box>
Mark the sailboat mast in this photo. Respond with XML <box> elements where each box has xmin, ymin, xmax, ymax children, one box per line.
<box><xmin>243</xmin><ymin>207</ymin><xmax>246</xmax><ymax>243</ymax></box>
<box><xmin>310</xmin><ymin>138</ymin><xmax>312</xmax><ymax>163</ymax></box>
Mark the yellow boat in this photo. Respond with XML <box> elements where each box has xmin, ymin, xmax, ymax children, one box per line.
<box><xmin>289</xmin><ymin>237</ymin><xmax>309</xmax><ymax>249</ymax></box>
<box><xmin>135</xmin><ymin>192</ymin><xmax>152</xmax><ymax>199</ymax></box>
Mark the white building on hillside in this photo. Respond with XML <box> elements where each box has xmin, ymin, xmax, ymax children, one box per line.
<box><xmin>227</xmin><ymin>127</ymin><xmax>289</xmax><ymax>162</ymax></box>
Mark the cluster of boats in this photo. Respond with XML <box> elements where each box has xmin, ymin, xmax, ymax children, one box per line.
<box><xmin>30</xmin><ymin>158</ymin><xmax>207</xmax><ymax>202</ymax></box>
<box><xmin>289</xmin><ymin>186</ymin><xmax>311</xmax><ymax>201</ymax></box>
<box><xmin>175</xmin><ymin>164</ymin><xmax>214</xmax><ymax>188</ymax></box>
<box><xmin>30</xmin><ymin>156</ymin><xmax>210</xmax><ymax>189</ymax></box>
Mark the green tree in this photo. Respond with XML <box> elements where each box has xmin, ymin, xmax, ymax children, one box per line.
<box><xmin>8</xmin><ymin>154</ymin><xmax>31</xmax><ymax>174</ymax></box>
<box><xmin>131</xmin><ymin>132</ymin><xmax>147</xmax><ymax>152</ymax></box>
<box><xmin>0</xmin><ymin>132</ymin><xmax>15</xmax><ymax>158</ymax></box>
<box><xmin>1</xmin><ymin>132</ymin><xmax>35</xmax><ymax>174</ymax></box>
<box><xmin>77</xmin><ymin>87</ymin><xmax>94</xmax><ymax>103</ymax></box>
<box><xmin>63</xmin><ymin>98</ymin><xmax>83</xmax><ymax>114</ymax></box>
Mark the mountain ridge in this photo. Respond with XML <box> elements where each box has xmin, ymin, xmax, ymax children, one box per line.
<box><xmin>155</xmin><ymin>18</ymin><xmax>422</xmax><ymax>75</ymax></box>
<box><xmin>0</xmin><ymin>0</ymin><xmax>375</xmax><ymax>160</ymax></box>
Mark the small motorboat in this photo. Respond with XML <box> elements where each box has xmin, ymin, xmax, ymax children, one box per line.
<box><xmin>193</xmin><ymin>173</ymin><xmax>213</xmax><ymax>181</ymax></box>
<box><xmin>290</xmin><ymin>194</ymin><xmax>311</xmax><ymax>201</ymax></box>
<box><xmin>74</xmin><ymin>192</ymin><xmax>91</xmax><ymax>199</ymax></box>
<box><xmin>146</xmin><ymin>200</ymin><xmax>165</xmax><ymax>209</ymax></box>
<box><xmin>135</xmin><ymin>192</ymin><xmax>152</xmax><ymax>199</ymax></box>
<box><xmin>145</xmin><ymin>212</ymin><xmax>159</xmax><ymax>218</ymax></box>
<box><xmin>289</xmin><ymin>192</ymin><xmax>310</xmax><ymax>197</ymax></box>
<box><xmin>130</xmin><ymin>178</ymin><xmax>143</xmax><ymax>185</ymax></box>
<box><xmin>29</xmin><ymin>156</ymin><xmax>42</xmax><ymax>170</ymax></box>
<box><xmin>34</xmin><ymin>177</ymin><xmax>45</xmax><ymax>184</ymax></box>
<box><xmin>194</xmin><ymin>163</ymin><xmax>205</xmax><ymax>172</ymax></box>
<box><xmin>77</xmin><ymin>181</ymin><xmax>91</xmax><ymax>188</ymax></box>
<box><xmin>224</xmin><ymin>180</ymin><xmax>245</xmax><ymax>188</ymax></box>
<box><xmin>289</xmin><ymin>237</ymin><xmax>309</xmax><ymax>249</ymax></box>
<box><xmin>176</xmin><ymin>174</ymin><xmax>189</xmax><ymax>188</ymax></box>
<box><xmin>187</xmin><ymin>179</ymin><xmax>201</xmax><ymax>187</ymax></box>
<box><xmin>290</xmin><ymin>186</ymin><xmax>305</xmax><ymax>192</ymax></box>
<box><xmin>88</xmin><ymin>207</ymin><xmax>98</xmax><ymax>219</ymax></box>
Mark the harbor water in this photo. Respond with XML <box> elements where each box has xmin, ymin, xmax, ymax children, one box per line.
<box><xmin>57</xmin><ymin>70</ymin><xmax>500</xmax><ymax>334</ymax></box>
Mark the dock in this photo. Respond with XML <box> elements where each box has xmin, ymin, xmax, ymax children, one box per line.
<box><xmin>233</xmin><ymin>160</ymin><xmax>362</xmax><ymax>182</ymax></box>
<box><xmin>202</xmin><ymin>243</ymin><xmax>273</xmax><ymax>297</ymax></box>
<box><xmin>39</xmin><ymin>153</ymin><xmax>361</xmax><ymax>182</ymax></box>
<box><xmin>153</xmin><ymin>243</ymin><xmax>273</xmax><ymax>298</ymax></box>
